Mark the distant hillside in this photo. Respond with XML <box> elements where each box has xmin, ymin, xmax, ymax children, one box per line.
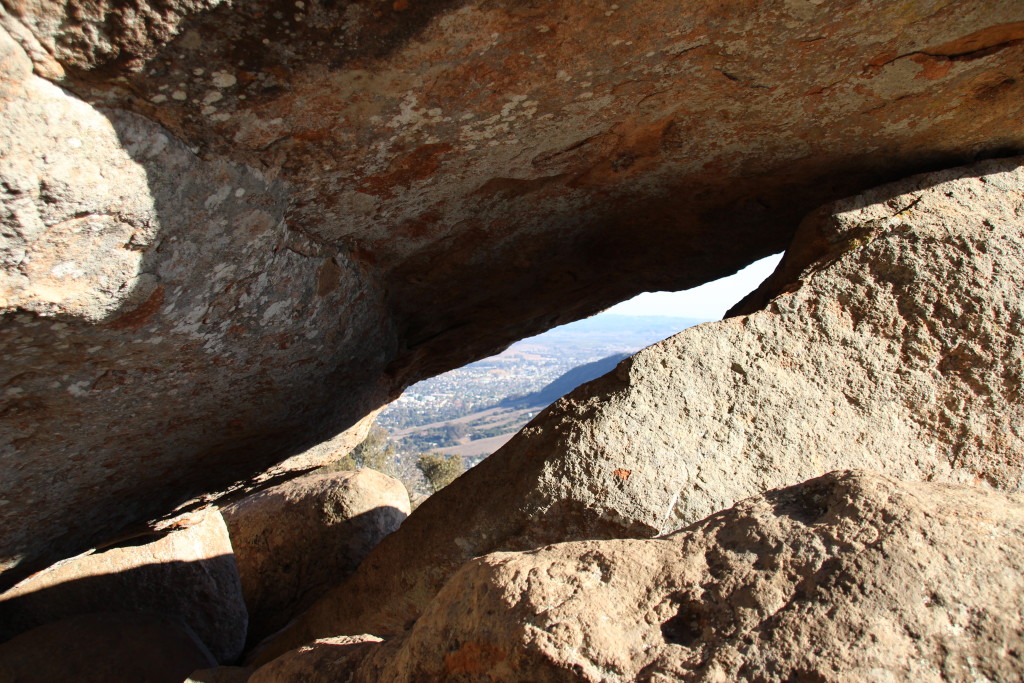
<box><xmin>502</xmin><ymin>352</ymin><xmax>631</xmax><ymax>409</ymax></box>
<box><xmin>518</xmin><ymin>315</ymin><xmax>706</xmax><ymax>352</ymax></box>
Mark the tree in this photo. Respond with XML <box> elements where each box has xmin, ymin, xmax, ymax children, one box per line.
<box><xmin>416</xmin><ymin>452</ymin><xmax>465</xmax><ymax>494</ymax></box>
<box><xmin>348</xmin><ymin>423</ymin><xmax>395</xmax><ymax>471</ymax></box>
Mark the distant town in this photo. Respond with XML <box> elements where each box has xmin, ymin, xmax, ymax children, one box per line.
<box><xmin>378</xmin><ymin>315</ymin><xmax>706</xmax><ymax>464</ymax></box>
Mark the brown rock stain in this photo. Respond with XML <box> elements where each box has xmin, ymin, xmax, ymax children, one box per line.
<box><xmin>317</xmin><ymin>258</ymin><xmax>342</xmax><ymax>296</ymax></box>
<box><xmin>357</xmin><ymin>143</ymin><xmax>453</xmax><ymax>198</ymax></box>
<box><xmin>107</xmin><ymin>286</ymin><xmax>165</xmax><ymax>331</ymax></box>
<box><xmin>924</xmin><ymin>22</ymin><xmax>1024</xmax><ymax>59</ymax></box>
<box><xmin>444</xmin><ymin>641</ymin><xmax>506</xmax><ymax>674</ymax></box>
<box><xmin>472</xmin><ymin>175</ymin><xmax>568</xmax><ymax>200</ymax></box>
<box><xmin>910</xmin><ymin>54</ymin><xmax>952</xmax><ymax>81</ymax></box>
<box><xmin>397</xmin><ymin>209</ymin><xmax>443</xmax><ymax>239</ymax></box>
<box><xmin>572</xmin><ymin>116</ymin><xmax>674</xmax><ymax>186</ymax></box>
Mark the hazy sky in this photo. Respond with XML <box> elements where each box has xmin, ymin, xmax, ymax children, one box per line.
<box><xmin>602</xmin><ymin>253</ymin><xmax>784</xmax><ymax>320</ymax></box>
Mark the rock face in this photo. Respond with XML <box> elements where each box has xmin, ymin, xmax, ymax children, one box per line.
<box><xmin>255</xmin><ymin>157</ymin><xmax>1024</xmax><ymax>659</ymax></box>
<box><xmin>222</xmin><ymin>468</ymin><xmax>409</xmax><ymax>647</ymax></box>
<box><xmin>0</xmin><ymin>612</ymin><xmax>217</xmax><ymax>683</ymax></box>
<box><xmin>0</xmin><ymin>510</ymin><xmax>246</xmax><ymax>663</ymax></box>
<box><xmin>324</xmin><ymin>472</ymin><xmax>1024</xmax><ymax>681</ymax></box>
<box><xmin>248</xmin><ymin>636</ymin><xmax>383</xmax><ymax>683</ymax></box>
<box><xmin>1</xmin><ymin>0</ymin><xmax>1023</xmax><ymax>589</ymax></box>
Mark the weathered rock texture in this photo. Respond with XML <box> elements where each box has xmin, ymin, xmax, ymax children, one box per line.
<box><xmin>222</xmin><ymin>468</ymin><xmax>409</xmax><ymax>647</ymax></box>
<box><xmin>248</xmin><ymin>635</ymin><xmax>382</xmax><ymax>683</ymax></box>
<box><xmin>2</xmin><ymin>0</ymin><xmax>1023</xmax><ymax>588</ymax></box>
<box><xmin>0</xmin><ymin>612</ymin><xmax>217</xmax><ymax>683</ymax></box>
<box><xmin>0</xmin><ymin>510</ymin><xmax>246</xmax><ymax>663</ymax></box>
<box><xmin>307</xmin><ymin>472</ymin><xmax>1024</xmax><ymax>681</ymax></box>
<box><xmin>256</xmin><ymin>157</ymin><xmax>1024</xmax><ymax>659</ymax></box>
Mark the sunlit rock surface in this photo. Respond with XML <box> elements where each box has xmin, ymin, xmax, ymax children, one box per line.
<box><xmin>2</xmin><ymin>0</ymin><xmax>1023</xmax><ymax>587</ymax></box>
<box><xmin>277</xmin><ymin>472</ymin><xmax>1024</xmax><ymax>682</ymax></box>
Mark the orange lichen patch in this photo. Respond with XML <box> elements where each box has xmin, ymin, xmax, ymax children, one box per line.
<box><xmin>613</xmin><ymin>468</ymin><xmax>632</xmax><ymax>481</ymax></box>
<box><xmin>107</xmin><ymin>286</ymin><xmax>165</xmax><ymax>331</ymax></box>
<box><xmin>357</xmin><ymin>143</ymin><xmax>453</xmax><ymax>198</ymax></box>
<box><xmin>444</xmin><ymin>641</ymin><xmax>506</xmax><ymax>675</ymax></box>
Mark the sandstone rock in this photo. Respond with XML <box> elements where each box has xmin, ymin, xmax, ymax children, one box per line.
<box><xmin>222</xmin><ymin>468</ymin><xmax>409</xmax><ymax>647</ymax></box>
<box><xmin>0</xmin><ymin>510</ymin><xmax>246</xmax><ymax>663</ymax></box>
<box><xmin>249</xmin><ymin>635</ymin><xmax>383</xmax><ymax>683</ymax></box>
<box><xmin>1</xmin><ymin>0</ymin><xmax>1023</xmax><ymax>590</ymax></box>
<box><xmin>0</xmin><ymin>612</ymin><xmax>217</xmax><ymax>683</ymax></box>
<box><xmin>254</xmin><ymin>157</ymin><xmax>1024</xmax><ymax>660</ymax></box>
<box><xmin>337</xmin><ymin>472</ymin><xmax>1024</xmax><ymax>681</ymax></box>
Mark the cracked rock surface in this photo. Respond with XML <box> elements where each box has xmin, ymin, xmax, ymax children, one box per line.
<box><xmin>2</xmin><ymin>0</ymin><xmax>1024</xmax><ymax>588</ymax></box>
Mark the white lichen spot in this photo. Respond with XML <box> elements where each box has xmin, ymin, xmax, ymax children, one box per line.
<box><xmin>203</xmin><ymin>90</ymin><xmax>224</xmax><ymax>105</ymax></box>
<box><xmin>172</xmin><ymin>90</ymin><xmax>188</xmax><ymax>101</ymax></box>
<box><xmin>151</xmin><ymin>94</ymin><xmax>168</xmax><ymax>104</ymax></box>
<box><xmin>67</xmin><ymin>381</ymin><xmax>91</xmax><ymax>397</ymax></box>
<box><xmin>537</xmin><ymin>25</ymin><xmax>550</xmax><ymax>33</ymax></box>
<box><xmin>67</xmin><ymin>137</ymin><xmax>82</xmax><ymax>149</ymax></box>
<box><xmin>212</xmin><ymin>112</ymin><xmax>232</xmax><ymax>122</ymax></box>
<box><xmin>295</xmin><ymin>0</ymin><xmax>305</xmax><ymax>6</ymax></box>
<box><xmin>212</xmin><ymin>72</ymin><xmax>238</xmax><ymax>88</ymax></box>
<box><xmin>193</xmin><ymin>68</ymin><xmax>205</xmax><ymax>76</ymax></box>
<box><xmin>235</xmin><ymin>188</ymin><xmax>246</xmax><ymax>198</ymax></box>
<box><xmin>262</xmin><ymin>38</ymin><xmax>271</xmax><ymax>45</ymax></box>
<box><xmin>202</xmin><ymin>106</ymin><xmax>218</xmax><ymax>116</ymax></box>
<box><xmin>52</xmin><ymin>262</ymin><xmax>85</xmax><ymax>278</ymax></box>
<box><xmin>261</xmin><ymin>300</ymin><xmax>290</xmax><ymax>326</ymax></box>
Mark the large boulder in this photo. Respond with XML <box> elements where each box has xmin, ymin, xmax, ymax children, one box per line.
<box><xmin>254</xmin><ymin>157</ymin><xmax>1024</xmax><ymax>659</ymax></box>
<box><xmin>0</xmin><ymin>612</ymin><xmax>217</xmax><ymax>683</ymax></box>
<box><xmin>257</xmin><ymin>471</ymin><xmax>1024</xmax><ymax>681</ymax></box>
<box><xmin>2</xmin><ymin>0</ymin><xmax>1023</xmax><ymax>589</ymax></box>
<box><xmin>0</xmin><ymin>510</ymin><xmax>246</xmax><ymax>663</ymax></box>
<box><xmin>222</xmin><ymin>468</ymin><xmax>409</xmax><ymax>647</ymax></box>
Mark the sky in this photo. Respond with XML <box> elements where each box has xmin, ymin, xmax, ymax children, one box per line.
<box><xmin>602</xmin><ymin>253</ymin><xmax>784</xmax><ymax>321</ymax></box>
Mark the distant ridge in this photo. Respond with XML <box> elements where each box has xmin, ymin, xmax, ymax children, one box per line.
<box><xmin>501</xmin><ymin>352</ymin><xmax>631</xmax><ymax>409</ymax></box>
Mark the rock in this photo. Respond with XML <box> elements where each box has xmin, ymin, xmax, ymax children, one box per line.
<box><xmin>222</xmin><ymin>468</ymin><xmax>409</xmax><ymax>647</ymax></box>
<box><xmin>2</xmin><ymin>0</ymin><xmax>1024</xmax><ymax>590</ymax></box>
<box><xmin>253</xmin><ymin>157</ymin><xmax>1024</xmax><ymax>660</ymax></box>
<box><xmin>0</xmin><ymin>510</ymin><xmax>246</xmax><ymax>663</ymax></box>
<box><xmin>0</xmin><ymin>612</ymin><xmax>217</xmax><ymax>683</ymax></box>
<box><xmin>186</xmin><ymin>666</ymin><xmax>254</xmax><ymax>683</ymax></box>
<box><xmin>248</xmin><ymin>636</ymin><xmax>383</xmax><ymax>683</ymax></box>
<box><xmin>291</xmin><ymin>472</ymin><xmax>1024</xmax><ymax>681</ymax></box>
